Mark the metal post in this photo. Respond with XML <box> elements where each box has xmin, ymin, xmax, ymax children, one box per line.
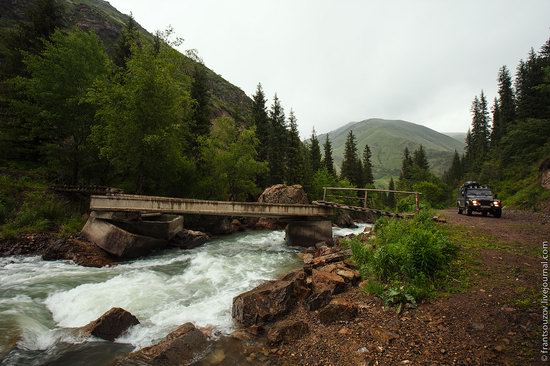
<box><xmin>364</xmin><ymin>190</ymin><xmax>368</xmax><ymax>208</ymax></box>
<box><xmin>415</xmin><ymin>193</ymin><xmax>420</xmax><ymax>212</ymax></box>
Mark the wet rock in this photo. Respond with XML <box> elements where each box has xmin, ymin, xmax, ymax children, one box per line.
<box><xmin>0</xmin><ymin>233</ymin><xmax>52</xmax><ymax>257</ymax></box>
<box><xmin>42</xmin><ymin>237</ymin><xmax>115</xmax><ymax>267</ymax></box>
<box><xmin>312</xmin><ymin>269</ymin><xmax>346</xmax><ymax>294</ymax></box>
<box><xmin>83</xmin><ymin>307</ymin><xmax>139</xmax><ymax>341</ymax></box>
<box><xmin>281</xmin><ymin>269</ymin><xmax>311</xmax><ymax>300</ymax></box>
<box><xmin>318</xmin><ymin>300</ymin><xmax>358</xmax><ymax>324</ymax></box>
<box><xmin>113</xmin><ymin>322</ymin><xmax>208</xmax><ymax>366</ymax></box>
<box><xmin>267</xmin><ymin>320</ymin><xmax>309</xmax><ymax>344</ymax></box>
<box><xmin>334</xmin><ymin>211</ymin><xmax>357</xmax><ymax>228</ymax></box>
<box><xmin>305</xmin><ymin>287</ymin><xmax>332</xmax><ymax>311</ymax></box>
<box><xmin>169</xmin><ymin>229</ymin><xmax>209</xmax><ymax>249</ymax></box>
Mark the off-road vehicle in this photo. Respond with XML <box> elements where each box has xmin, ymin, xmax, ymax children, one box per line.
<box><xmin>457</xmin><ymin>181</ymin><xmax>502</xmax><ymax>218</ymax></box>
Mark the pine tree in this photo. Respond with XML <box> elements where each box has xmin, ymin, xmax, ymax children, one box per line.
<box><xmin>268</xmin><ymin>94</ymin><xmax>287</xmax><ymax>184</ymax></box>
<box><xmin>386</xmin><ymin>177</ymin><xmax>396</xmax><ymax>208</ymax></box>
<box><xmin>399</xmin><ymin>147</ymin><xmax>414</xmax><ymax>182</ymax></box>
<box><xmin>310</xmin><ymin>128</ymin><xmax>322</xmax><ymax>173</ymax></box>
<box><xmin>362</xmin><ymin>144</ymin><xmax>374</xmax><ymax>185</ymax></box>
<box><xmin>113</xmin><ymin>14</ymin><xmax>139</xmax><ymax>68</ymax></box>
<box><xmin>491</xmin><ymin>97</ymin><xmax>501</xmax><ymax>144</ymax></box>
<box><xmin>463</xmin><ymin>129</ymin><xmax>473</xmax><ymax>170</ymax></box>
<box><xmin>443</xmin><ymin>150</ymin><xmax>463</xmax><ymax>187</ymax></box>
<box><xmin>322</xmin><ymin>135</ymin><xmax>336</xmax><ymax>176</ymax></box>
<box><xmin>413</xmin><ymin>145</ymin><xmax>429</xmax><ymax>171</ymax></box>
<box><xmin>251</xmin><ymin>83</ymin><xmax>270</xmax><ymax>162</ymax></box>
<box><xmin>340</xmin><ymin>130</ymin><xmax>361</xmax><ymax>187</ymax></box>
<box><xmin>496</xmin><ymin>65</ymin><xmax>516</xmax><ymax>136</ymax></box>
<box><xmin>469</xmin><ymin>92</ymin><xmax>490</xmax><ymax>163</ymax></box>
<box><xmin>286</xmin><ymin>110</ymin><xmax>304</xmax><ymax>184</ymax></box>
<box><xmin>189</xmin><ymin>65</ymin><xmax>210</xmax><ymax>156</ymax></box>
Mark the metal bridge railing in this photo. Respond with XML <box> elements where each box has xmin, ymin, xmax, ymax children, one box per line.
<box><xmin>322</xmin><ymin>186</ymin><xmax>422</xmax><ymax>212</ymax></box>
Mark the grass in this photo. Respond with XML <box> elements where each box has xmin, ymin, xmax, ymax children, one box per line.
<box><xmin>0</xmin><ymin>174</ymin><xmax>84</xmax><ymax>238</ymax></box>
<box><xmin>344</xmin><ymin>210</ymin><xmax>461</xmax><ymax>307</ymax></box>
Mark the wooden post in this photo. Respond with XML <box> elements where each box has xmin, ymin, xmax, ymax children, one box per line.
<box><xmin>364</xmin><ymin>190</ymin><xmax>368</xmax><ymax>208</ymax></box>
<box><xmin>415</xmin><ymin>193</ymin><xmax>420</xmax><ymax>212</ymax></box>
<box><xmin>323</xmin><ymin>187</ymin><xmax>327</xmax><ymax>201</ymax></box>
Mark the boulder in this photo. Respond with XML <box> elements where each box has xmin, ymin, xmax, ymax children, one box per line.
<box><xmin>169</xmin><ymin>229</ymin><xmax>209</xmax><ymax>250</ymax></box>
<box><xmin>83</xmin><ymin>307</ymin><xmax>139</xmax><ymax>342</ymax></box>
<box><xmin>257</xmin><ymin>184</ymin><xmax>309</xmax><ymax>205</ymax></box>
<box><xmin>318</xmin><ymin>300</ymin><xmax>358</xmax><ymax>324</ymax></box>
<box><xmin>232</xmin><ymin>271</ymin><xmax>307</xmax><ymax>326</ymax></box>
<box><xmin>256</xmin><ymin>184</ymin><xmax>309</xmax><ymax>230</ymax></box>
<box><xmin>311</xmin><ymin>269</ymin><xmax>346</xmax><ymax>294</ymax></box>
<box><xmin>334</xmin><ymin>211</ymin><xmax>357</xmax><ymax>228</ymax></box>
<box><xmin>113</xmin><ymin>323</ymin><xmax>208</xmax><ymax>366</ymax></box>
<box><xmin>267</xmin><ymin>320</ymin><xmax>309</xmax><ymax>344</ymax></box>
<box><xmin>42</xmin><ymin>237</ymin><xmax>115</xmax><ymax>268</ymax></box>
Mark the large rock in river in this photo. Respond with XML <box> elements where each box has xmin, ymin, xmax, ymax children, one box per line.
<box><xmin>255</xmin><ymin>184</ymin><xmax>309</xmax><ymax>230</ymax></box>
<box><xmin>83</xmin><ymin>307</ymin><xmax>139</xmax><ymax>341</ymax></box>
<box><xmin>42</xmin><ymin>237</ymin><xmax>115</xmax><ymax>268</ymax></box>
<box><xmin>113</xmin><ymin>322</ymin><xmax>208</xmax><ymax>366</ymax></box>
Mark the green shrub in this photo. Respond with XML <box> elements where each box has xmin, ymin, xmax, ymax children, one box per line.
<box><xmin>345</xmin><ymin>210</ymin><xmax>458</xmax><ymax>306</ymax></box>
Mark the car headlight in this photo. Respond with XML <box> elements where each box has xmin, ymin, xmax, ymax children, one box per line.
<box><xmin>472</xmin><ymin>200</ymin><xmax>479</xmax><ymax>205</ymax></box>
<box><xmin>493</xmin><ymin>201</ymin><xmax>500</xmax><ymax>207</ymax></box>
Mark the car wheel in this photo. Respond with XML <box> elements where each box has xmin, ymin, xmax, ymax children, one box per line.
<box><xmin>458</xmin><ymin>206</ymin><xmax>463</xmax><ymax>214</ymax></box>
<box><xmin>466</xmin><ymin>209</ymin><xmax>472</xmax><ymax>216</ymax></box>
<box><xmin>493</xmin><ymin>210</ymin><xmax>502</xmax><ymax>218</ymax></box>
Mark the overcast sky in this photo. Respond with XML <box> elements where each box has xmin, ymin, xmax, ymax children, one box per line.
<box><xmin>108</xmin><ymin>0</ymin><xmax>550</xmax><ymax>138</ymax></box>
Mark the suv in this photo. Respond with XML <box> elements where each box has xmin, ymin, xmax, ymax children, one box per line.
<box><xmin>457</xmin><ymin>181</ymin><xmax>502</xmax><ymax>218</ymax></box>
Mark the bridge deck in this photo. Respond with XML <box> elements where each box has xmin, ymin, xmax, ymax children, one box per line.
<box><xmin>90</xmin><ymin>194</ymin><xmax>333</xmax><ymax>218</ymax></box>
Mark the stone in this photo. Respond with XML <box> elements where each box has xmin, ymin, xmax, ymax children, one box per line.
<box><xmin>83</xmin><ymin>307</ymin><xmax>139</xmax><ymax>342</ymax></box>
<box><xmin>232</xmin><ymin>275</ymin><xmax>302</xmax><ymax>326</ymax></box>
<box><xmin>311</xmin><ymin>251</ymin><xmax>349</xmax><ymax>266</ymax></box>
<box><xmin>318</xmin><ymin>300</ymin><xmax>358</xmax><ymax>324</ymax></box>
<box><xmin>312</xmin><ymin>269</ymin><xmax>346</xmax><ymax>294</ymax></box>
<box><xmin>303</xmin><ymin>253</ymin><xmax>314</xmax><ymax>264</ymax></box>
<box><xmin>267</xmin><ymin>320</ymin><xmax>309</xmax><ymax>344</ymax></box>
<box><xmin>336</xmin><ymin>269</ymin><xmax>361</xmax><ymax>284</ymax></box>
<box><xmin>113</xmin><ymin>322</ymin><xmax>208</xmax><ymax>366</ymax></box>
<box><xmin>42</xmin><ymin>237</ymin><xmax>115</xmax><ymax>268</ymax></box>
<box><xmin>169</xmin><ymin>229</ymin><xmax>209</xmax><ymax>249</ymax></box>
<box><xmin>281</xmin><ymin>269</ymin><xmax>311</xmax><ymax>300</ymax></box>
<box><xmin>305</xmin><ymin>287</ymin><xmax>332</xmax><ymax>311</ymax></box>
<box><xmin>370</xmin><ymin>326</ymin><xmax>398</xmax><ymax>345</ymax></box>
<box><xmin>257</xmin><ymin>184</ymin><xmax>309</xmax><ymax>205</ymax></box>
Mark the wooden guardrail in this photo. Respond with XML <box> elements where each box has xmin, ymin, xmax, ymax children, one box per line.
<box><xmin>322</xmin><ymin>186</ymin><xmax>422</xmax><ymax>212</ymax></box>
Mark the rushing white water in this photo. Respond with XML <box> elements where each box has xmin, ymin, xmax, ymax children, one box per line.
<box><xmin>0</xmin><ymin>224</ymin><xmax>367</xmax><ymax>365</ymax></box>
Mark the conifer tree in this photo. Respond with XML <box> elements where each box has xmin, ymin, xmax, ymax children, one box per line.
<box><xmin>413</xmin><ymin>145</ymin><xmax>429</xmax><ymax>171</ymax></box>
<box><xmin>491</xmin><ymin>97</ymin><xmax>501</xmax><ymax>144</ymax></box>
<box><xmin>322</xmin><ymin>135</ymin><xmax>335</xmax><ymax>176</ymax></box>
<box><xmin>496</xmin><ymin>65</ymin><xmax>516</xmax><ymax>136</ymax></box>
<box><xmin>310</xmin><ymin>128</ymin><xmax>322</xmax><ymax>174</ymax></box>
<box><xmin>362</xmin><ymin>144</ymin><xmax>374</xmax><ymax>185</ymax></box>
<box><xmin>340</xmin><ymin>130</ymin><xmax>361</xmax><ymax>187</ymax></box>
<box><xmin>399</xmin><ymin>147</ymin><xmax>414</xmax><ymax>182</ymax></box>
<box><xmin>286</xmin><ymin>110</ymin><xmax>304</xmax><ymax>184</ymax></box>
<box><xmin>113</xmin><ymin>14</ymin><xmax>139</xmax><ymax>68</ymax></box>
<box><xmin>189</xmin><ymin>65</ymin><xmax>210</xmax><ymax>156</ymax></box>
<box><xmin>386</xmin><ymin>177</ymin><xmax>396</xmax><ymax>208</ymax></box>
<box><xmin>268</xmin><ymin>94</ymin><xmax>287</xmax><ymax>184</ymax></box>
<box><xmin>251</xmin><ymin>83</ymin><xmax>270</xmax><ymax>162</ymax></box>
<box><xmin>443</xmin><ymin>150</ymin><xmax>463</xmax><ymax>187</ymax></box>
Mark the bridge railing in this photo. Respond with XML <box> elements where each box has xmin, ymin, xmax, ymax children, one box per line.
<box><xmin>322</xmin><ymin>187</ymin><xmax>422</xmax><ymax>212</ymax></box>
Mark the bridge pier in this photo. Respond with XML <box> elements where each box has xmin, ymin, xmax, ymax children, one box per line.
<box><xmin>285</xmin><ymin>221</ymin><xmax>333</xmax><ymax>247</ymax></box>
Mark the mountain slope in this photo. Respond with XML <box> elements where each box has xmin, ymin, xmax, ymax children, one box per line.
<box><xmin>0</xmin><ymin>0</ymin><xmax>252</xmax><ymax>122</ymax></box>
<box><xmin>318</xmin><ymin>119</ymin><xmax>466</xmax><ymax>185</ymax></box>
<box><xmin>443</xmin><ymin>132</ymin><xmax>467</xmax><ymax>143</ymax></box>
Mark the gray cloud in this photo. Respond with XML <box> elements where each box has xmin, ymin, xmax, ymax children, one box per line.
<box><xmin>108</xmin><ymin>0</ymin><xmax>550</xmax><ymax>137</ymax></box>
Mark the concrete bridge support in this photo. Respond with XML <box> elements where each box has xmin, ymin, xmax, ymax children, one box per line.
<box><xmin>285</xmin><ymin>221</ymin><xmax>333</xmax><ymax>247</ymax></box>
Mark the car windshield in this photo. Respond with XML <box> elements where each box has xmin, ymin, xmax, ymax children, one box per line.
<box><xmin>467</xmin><ymin>189</ymin><xmax>493</xmax><ymax>196</ymax></box>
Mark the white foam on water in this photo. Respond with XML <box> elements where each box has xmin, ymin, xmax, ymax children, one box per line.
<box><xmin>1</xmin><ymin>224</ymin><xmax>368</xmax><ymax>354</ymax></box>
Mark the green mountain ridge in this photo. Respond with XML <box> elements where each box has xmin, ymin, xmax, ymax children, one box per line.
<box><xmin>0</xmin><ymin>0</ymin><xmax>253</xmax><ymax>122</ymax></box>
<box><xmin>318</xmin><ymin>119</ymin><xmax>466</xmax><ymax>186</ymax></box>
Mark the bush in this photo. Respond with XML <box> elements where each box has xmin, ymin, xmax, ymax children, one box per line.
<box><xmin>345</xmin><ymin>210</ymin><xmax>458</xmax><ymax>305</ymax></box>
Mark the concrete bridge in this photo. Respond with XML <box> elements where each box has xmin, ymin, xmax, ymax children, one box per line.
<box><xmin>90</xmin><ymin>194</ymin><xmax>334</xmax><ymax>218</ymax></box>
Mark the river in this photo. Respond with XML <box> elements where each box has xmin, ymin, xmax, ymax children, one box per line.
<box><xmin>0</xmin><ymin>224</ymin><xmax>367</xmax><ymax>365</ymax></box>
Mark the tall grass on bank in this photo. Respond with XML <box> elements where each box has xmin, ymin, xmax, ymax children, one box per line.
<box><xmin>344</xmin><ymin>210</ymin><xmax>458</xmax><ymax>307</ymax></box>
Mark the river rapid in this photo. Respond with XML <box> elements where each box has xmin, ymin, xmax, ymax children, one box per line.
<box><xmin>0</xmin><ymin>225</ymin><xmax>367</xmax><ymax>365</ymax></box>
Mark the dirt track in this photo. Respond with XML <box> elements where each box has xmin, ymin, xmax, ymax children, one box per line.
<box><xmin>272</xmin><ymin>208</ymin><xmax>548</xmax><ymax>366</ymax></box>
